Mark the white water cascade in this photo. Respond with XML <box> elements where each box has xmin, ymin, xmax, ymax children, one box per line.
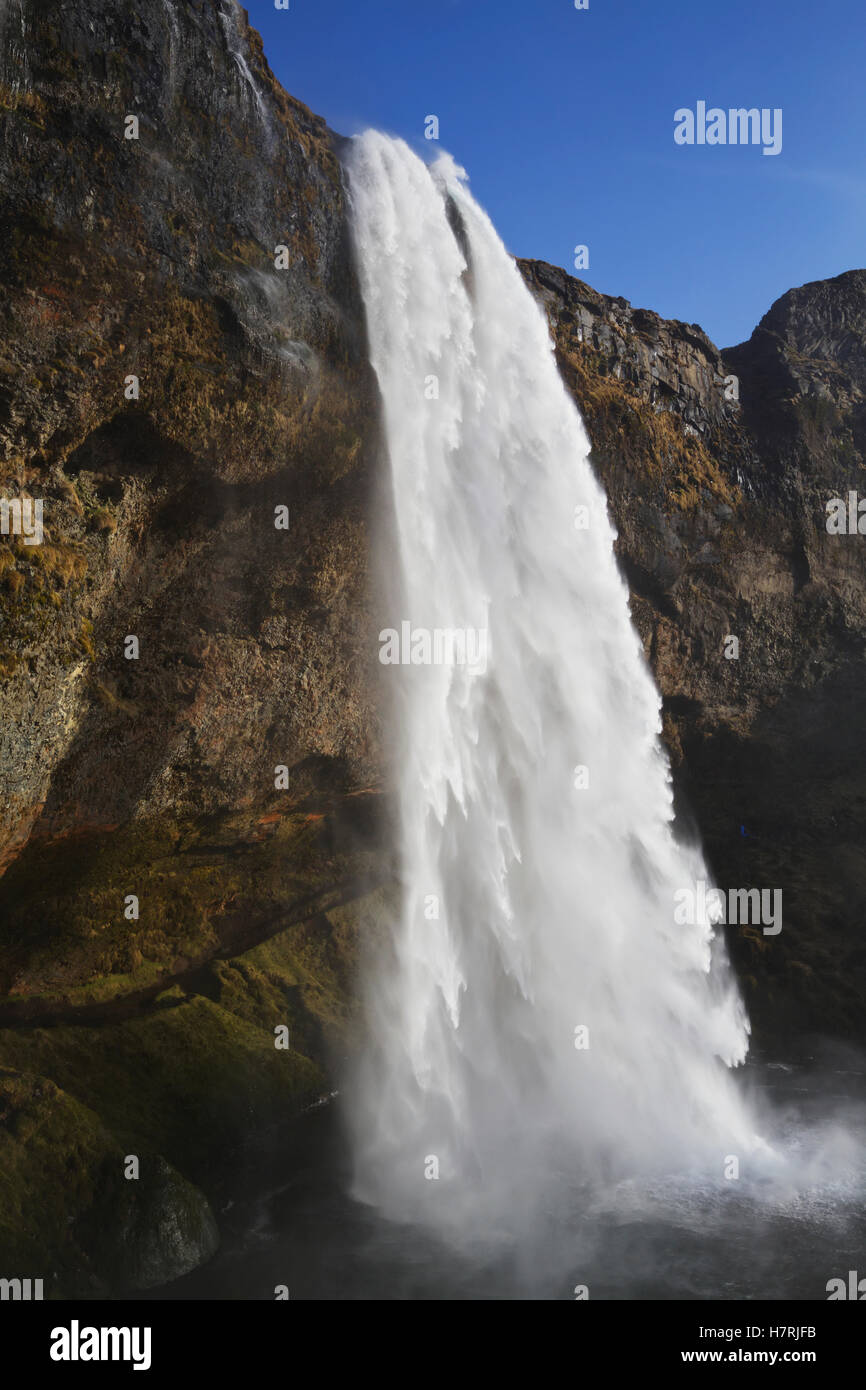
<box><xmin>346</xmin><ymin>132</ymin><xmax>762</xmax><ymax>1239</ymax></box>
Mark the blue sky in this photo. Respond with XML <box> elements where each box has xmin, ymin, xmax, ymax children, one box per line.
<box><xmin>245</xmin><ymin>0</ymin><xmax>865</xmax><ymax>348</ymax></box>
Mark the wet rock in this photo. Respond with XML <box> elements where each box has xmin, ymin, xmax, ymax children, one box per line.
<box><xmin>91</xmin><ymin>1154</ymin><xmax>219</xmax><ymax>1291</ymax></box>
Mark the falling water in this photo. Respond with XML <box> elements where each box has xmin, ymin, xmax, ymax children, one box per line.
<box><xmin>345</xmin><ymin>132</ymin><xmax>764</xmax><ymax>1241</ymax></box>
<box><xmin>160</xmin><ymin>0</ymin><xmax>181</xmax><ymax>102</ymax></box>
<box><xmin>218</xmin><ymin>1</ymin><xmax>270</xmax><ymax>135</ymax></box>
<box><xmin>0</xmin><ymin>0</ymin><xmax>28</xmax><ymax>90</ymax></box>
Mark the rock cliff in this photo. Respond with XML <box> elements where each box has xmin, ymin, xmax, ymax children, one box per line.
<box><xmin>520</xmin><ymin>262</ymin><xmax>866</xmax><ymax>1047</ymax></box>
<box><xmin>0</xmin><ymin>0</ymin><xmax>384</xmax><ymax>1292</ymax></box>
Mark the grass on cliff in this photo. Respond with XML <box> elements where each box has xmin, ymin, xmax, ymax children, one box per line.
<box><xmin>557</xmin><ymin>340</ymin><xmax>740</xmax><ymax>512</ymax></box>
<box><xmin>0</xmin><ymin>809</ymin><xmax>368</xmax><ymax>1007</ymax></box>
<box><xmin>0</xmin><ymin>993</ymin><xmax>326</xmax><ymax>1190</ymax></box>
<box><xmin>0</xmin><ymin>1068</ymin><xmax>123</xmax><ymax>1280</ymax></box>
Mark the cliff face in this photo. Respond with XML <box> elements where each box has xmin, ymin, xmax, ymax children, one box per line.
<box><xmin>521</xmin><ymin>261</ymin><xmax>866</xmax><ymax>1046</ymax></box>
<box><xmin>1</xmin><ymin>0</ymin><xmax>864</xmax><ymax>1291</ymax></box>
<box><xmin>0</xmin><ymin>0</ymin><xmax>385</xmax><ymax>1291</ymax></box>
<box><xmin>0</xmin><ymin>0</ymin><xmax>390</xmax><ymax>996</ymax></box>
<box><xmin>0</xmin><ymin>0</ymin><xmax>380</xmax><ymax>855</ymax></box>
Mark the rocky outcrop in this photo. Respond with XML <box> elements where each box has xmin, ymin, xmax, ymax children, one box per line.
<box><xmin>0</xmin><ymin>1069</ymin><xmax>219</xmax><ymax>1293</ymax></box>
<box><xmin>0</xmin><ymin>0</ymin><xmax>386</xmax><ymax>1016</ymax></box>
<box><xmin>0</xmin><ymin>0</ymin><xmax>383</xmax><ymax>1293</ymax></box>
<box><xmin>521</xmin><ymin>260</ymin><xmax>866</xmax><ymax>1046</ymax></box>
<box><xmin>0</xmin><ymin>0</ymin><xmax>381</xmax><ymax>868</ymax></box>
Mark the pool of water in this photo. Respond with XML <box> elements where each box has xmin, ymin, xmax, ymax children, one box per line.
<box><xmin>145</xmin><ymin>1052</ymin><xmax>866</xmax><ymax>1301</ymax></box>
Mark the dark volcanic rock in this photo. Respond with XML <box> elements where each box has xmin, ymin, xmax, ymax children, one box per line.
<box><xmin>0</xmin><ymin>1067</ymin><xmax>219</xmax><ymax>1291</ymax></box>
<box><xmin>520</xmin><ymin>259</ymin><xmax>866</xmax><ymax>1046</ymax></box>
<box><xmin>90</xmin><ymin>1153</ymin><xmax>220</xmax><ymax>1291</ymax></box>
<box><xmin>0</xmin><ymin>0</ymin><xmax>380</xmax><ymax>866</ymax></box>
<box><xmin>0</xmin><ymin>0</ymin><xmax>384</xmax><ymax>1293</ymax></box>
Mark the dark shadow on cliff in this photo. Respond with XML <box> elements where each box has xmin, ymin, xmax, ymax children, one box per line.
<box><xmin>673</xmin><ymin>658</ymin><xmax>866</xmax><ymax>1048</ymax></box>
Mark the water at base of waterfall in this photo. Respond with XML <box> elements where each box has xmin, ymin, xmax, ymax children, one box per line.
<box><xmin>146</xmin><ymin>1056</ymin><xmax>866</xmax><ymax>1301</ymax></box>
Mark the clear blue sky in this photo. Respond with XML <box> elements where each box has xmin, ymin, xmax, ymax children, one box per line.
<box><xmin>245</xmin><ymin>0</ymin><xmax>865</xmax><ymax>349</ymax></box>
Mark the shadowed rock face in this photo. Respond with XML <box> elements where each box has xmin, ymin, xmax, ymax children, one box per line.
<box><xmin>0</xmin><ymin>0</ymin><xmax>381</xmax><ymax>866</ymax></box>
<box><xmin>0</xmin><ymin>0</ymin><xmax>385</xmax><ymax>1289</ymax></box>
<box><xmin>521</xmin><ymin>261</ymin><xmax>866</xmax><ymax>1046</ymax></box>
<box><xmin>0</xmin><ymin>0</ymin><xmax>864</xmax><ymax>1290</ymax></box>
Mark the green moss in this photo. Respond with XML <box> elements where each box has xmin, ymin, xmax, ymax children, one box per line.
<box><xmin>0</xmin><ymin>875</ymin><xmax>388</xmax><ymax>1281</ymax></box>
<box><xmin>0</xmin><ymin>1068</ymin><xmax>122</xmax><ymax>1280</ymax></box>
<box><xmin>0</xmin><ymin>1066</ymin><xmax>222</xmax><ymax>1293</ymax></box>
<box><xmin>0</xmin><ymin>995</ymin><xmax>324</xmax><ymax>1191</ymax></box>
<box><xmin>0</xmin><ymin>808</ymin><xmax>371</xmax><ymax>1008</ymax></box>
<box><xmin>0</xmin><ymin>831</ymin><xmax>385</xmax><ymax>1228</ymax></box>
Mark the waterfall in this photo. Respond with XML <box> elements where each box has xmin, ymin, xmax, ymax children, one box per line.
<box><xmin>345</xmin><ymin>131</ymin><xmax>761</xmax><ymax>1238</ymax></box>
<box><xmin>0</xmin><ymin>0</ymin><xmax>28</xmax><ymax>90</ymax></box>
<box><xmin>218</xmin><ymin>2</ymin><xmax>270</xmax><ymax>135</ymax></box>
